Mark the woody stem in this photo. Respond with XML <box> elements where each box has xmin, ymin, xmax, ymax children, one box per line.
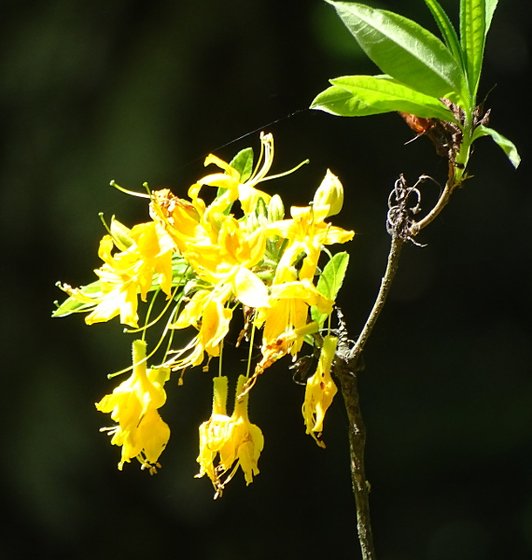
<box><xmin>335</xmin><ymin>361</ymin><xmax>376</xmax><ymax>560</ymax></box>
<box><xmin>338</xmin><ymin>133</ymin><xmax>468</xmax><ymax>557</ymax></box>
<box><xmin>350</xmin><ymin>235</ymin><xmax>404</xmax><ymax>364</ymax></box>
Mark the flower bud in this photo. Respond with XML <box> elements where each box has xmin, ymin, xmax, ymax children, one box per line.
<box><xmin>110</xmin><ymin>217</ymin><xmax>134</xmax><ymax>250</ymax></box>
<box><xmin>313</xmin><ymin>169</ymin><xmax>344</xmax><ymax>217</ymax></box>
<box><xmin>268</xmin><ymin>194</ymin><xmax>285</xmax><ymax>221</ymax></box>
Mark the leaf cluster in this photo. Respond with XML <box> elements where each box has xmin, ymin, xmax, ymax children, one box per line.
<box><xmin>312</xmin><ymin>0</ymin><xmax>519</xmax><ymax>168</ymax></box>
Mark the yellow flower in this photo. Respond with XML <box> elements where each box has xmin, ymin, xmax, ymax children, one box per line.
<box><xmin>149</xmin><ymin>189</ymin><xmax>203</xmax><ymax>256</ymax></box>
<box><xmin>189</xmin><ymin>131</ymin><xmax>275</xmax><ymax>216</ymax></box>
<box><xmin>196</xmin><ymin>376</ymin><xmax>232</xmax><ymax>485</ymax></box>
<box><xmin>256</xmin><ymin>277</ymin><xmax>333</xmax><ymax>362</ymax></box>
<box><xmin>180</xmin><ymin>215</ymin><xmax>269</xmax><ymax>307</ymax></box>
<box><xmin>157</xmin><ymin>206</ymin><xmax>269</xmax><ymax>372</ymax></box>
<box><xmin>61</xmin><ymin>219</ymin><xmax>174</xmax><ymax>328</ymax></box>
<box><xmin>170</xmin><ymin>287</ymin><xmax>233</xmax><ymax>370</ymax></box>
<box><xmin>196</xmin><ymin>375</ymin><xmax>264</xmax><ymax>497</ymax></box>
<box><xmin>268</xmin><ymin>171</ymin><xmax>354</xmax><ymax>281</ymax></box>
<box><xmin>151</xmin><ymin>188</ymin><xmax>269</xmax><ymax>296</ymax></box>
<box><xmin>302</xmin><ymin>335</ymin><xmax>338</xmax><ymax>448</ymax></box>
<box><xmin>96</xmin><ymin>339</ymin><xmax>171</xmax><ymax>473</ymax></box>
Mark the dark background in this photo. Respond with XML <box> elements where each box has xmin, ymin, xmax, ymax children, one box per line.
<box><xmin>1</xmin><ymin>1</ymin><xmax>531</xmax><ymax>558</ymax></box>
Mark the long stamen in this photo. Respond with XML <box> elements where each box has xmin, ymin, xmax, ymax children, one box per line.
<box><xmin>259</xmin><ymin>159</ymin><xmax>309</xmax><ymax>182</ymax></box>
<box><xmin>245</xmin><ymin>320</ymin><xmax>257</xmax><ymax>379</ymax></box>
<box><xmin>124</xmin><ymin>284</ymin><xmax>182</xmax><ymax>334</ymax></box>
<box><xmin>248</xmin><ymin>133</ymin><xmax>268</xmax><ymax>184</ymax></box>
<box><xmin>110</xmin><ymin>179</ymin><xmax>151</xmax><ymax>199</ymax></box>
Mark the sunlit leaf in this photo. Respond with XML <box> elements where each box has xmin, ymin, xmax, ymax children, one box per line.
<box><xmin>326</xmin><ymin>1</ymin><xmax>466</xmax><ymax>101</ymax></box>
<box><xmin>472</xmin><ymin>125</ymin><xmax>521</xmax><ymax>168</ymax></box>
<box><xmin>312</xmin><ymin>252</ymin><xmax>349</xmax><ymax>325</ymax></box>
<box><xmin>230</xmin><ymin>147</ymin><xmax>254</xmax><ymax>182</ymax></box>
<box><xmin>424</xmin><ymin>0</ymin><xmax>463</xmax><ymax>66</ymax></box>
<box><xmin>311</xmin><ymin>75</ymin><xmax>456</xmax><ymax>121</ymax></box>
<box><xmin>52</xmin><ymin>281</ymin><xmax>105</xmax><ymax>317</ymax></box>
<box><xmin>460</xmin><ymin>0</ymin><xmax>486</xmax><ymax>100</ymax></box>
<box><xmin>485</xmin><ymin>0</ymin><xmax>498</xmax><ymax>35</ymax></box>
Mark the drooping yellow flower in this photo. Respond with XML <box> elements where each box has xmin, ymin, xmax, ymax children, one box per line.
<box><xmin>302</xmin><ymin>335</ymin><xmax>338</xmax><ymax>448</ymax></box>
<box><xmin>169</xmin><ymin>286</ymin><xmax>233</xmax><ymax>370</ymax></box>
<box><xmin>220</xmin><ymin>375</ymin><xmax>264</xmax><ymax>486</ymax></box>
<box><xmin>96</xmin><ymin>339</ymin><xmax>171</xmax><ymax>473</ymax></box>
<box><xmin>196</xmin><ymin>375</ymin><xmax>264</xmax><ymax>497</ymax></box>
<box><xmin>196</xmin><ymin>376</ymin><xmax>232</xmax><ymax>485</ymax></box>
<box><xmin>259</xmin><ymin>277</ymin><xmax>333</xmax><ymax>357</ymax></box>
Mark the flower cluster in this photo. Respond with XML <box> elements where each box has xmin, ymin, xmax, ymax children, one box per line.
<box><xmin>54</xmin><ymin>132</ymin><xmax>354</xmax><ymax>493</ymax></box>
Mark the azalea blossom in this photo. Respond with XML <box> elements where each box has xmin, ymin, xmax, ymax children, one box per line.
<box><xmin>58</xmin><ymin>219</ymin><xmax>174</xmax><ymax>328</ymax></box>
<box><xmin>302</xmin><ymin>335</ymin><xmax>339</xmax><ymax>448</ymax></box>
<box><xmin>196</xmin><ymin>376</ymin><xmax>232</xmax><ymax>484</ymax></box>
<box><xmin>95</xmin><ymin>339</ymin><xmax>171</xmax><ymax>473</ymax></box>
<box><xmin>54</xmin><ymin>132</ymin><xmax>354</xmax><ymax>492</ymax></box>
<box><xmin>153</xmin><ymin>191</ymin><xmax>270</xmax><ymax>372</ymax></box>
<box><xmin>189</xmin><ymin>131</ymin><xmax>276</xmax><ymax>216</ymax></box>
<box><xmin>196</xmin><ymin>375</ymin><xmax>264</xmax><ymax>497</ymax></box>
<box><xmin>267</xmin><ymin>170</ymin><xmax>354</xmax><ymax>281</ymax></box>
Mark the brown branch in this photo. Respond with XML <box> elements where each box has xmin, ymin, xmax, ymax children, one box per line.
<box><xmin>408</xmin><ymin>180</ymin><xmax>453</xmax><ymax>236</ymax></box>
<box><xmin>336</xmin><ymin>118</ymin><xmax>470</xmax><ymax>559</ymax></box>
<box><xmin>335</xmin><ymin>357</ymin><xmax>375</xmax><ymax>560</ymax></box>
<box><xmin>330</xmin><ymin>234</ymin><xmax>403</xmax><ymax>560</ymax></box>
<box><xmin>351</xmin><ymin>235</ymin><xmax>404</xmax><ymax>363</ymax></box>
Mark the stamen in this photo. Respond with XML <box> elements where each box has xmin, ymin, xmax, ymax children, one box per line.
<box><xmin>98</xmin><ymin>212</ymin><xmax>112</xmax><ymax>235</ymax></box>
<box><xmin>109</xmin><ymin>179</ymin><xmax>151</xmax><ymax>199</ymax></box>
<box><xmin>259</xmin><ymin>158</ymin><xmax>310</xmax><ymax>182</ymax></box>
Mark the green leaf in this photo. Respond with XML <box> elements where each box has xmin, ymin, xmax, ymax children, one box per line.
<box><xmin>460</xmin><ymin>0</ymin><xmax>486</xmax><ymax>100</ymax></box>
<box><xmin>52</xmin><ymin>281</ymin><xmax>105</xmax><ymax>317</ymax></box>
<box><xmin>230</xmin><ymin>147</ymin><xmax>254</xmax><ymax>182</ymax></box>
<box><xmin>485</xmin><ymin>0</ymin><xmax>498</xmax><ymax>35</ymax></box>
<box><xmin>423</xmin><ymin>0</ymin><xmax>463</xmax><ymax>66</ymax></box>
<box><xmin>311</xmin><ymin>75</ymin><xmax>456</xmax><ymax>121</ymax></box>
<box><xmin>326</xmin><ymin>1</ymin><xmax>466</xmax><ymax>101</ymax></box>
<box><xmin>472</xmin><ymin>125</ymin><xmax>521</xmax><ymax>168</ymax></box>
<box><xmin>312</xmin><ymin>252</ymin><xmax>350</xmax><ymax>325</ymax></box>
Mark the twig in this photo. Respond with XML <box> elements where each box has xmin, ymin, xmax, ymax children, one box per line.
<box><xmin>333</xmin><ymin>235</ymin><xmax>403</xmax><ymax>560</ymax></box>
<box><xmin>333</xmin><ymin>116</ymin><xmax>472</xmax><ymax>553</ymax></box>
<box><xmin>335</xmin><ymin>105</ymin><xmax>471</xmax><ymax>557</ymax></box>
<box><xmin>351</xmin><ymin>235</ymin><xmax>404</xmax><ymax>364</ymax></box>
<box><xmin>408</xmin><ymin>179</ymin><xmax>453</xmax><ymax>236</ymax></box>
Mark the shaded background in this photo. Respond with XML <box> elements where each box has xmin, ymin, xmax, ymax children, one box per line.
<box><xmin>1</xmin><ymin>0</ymin><xmax>531</xmax><ymax>558</ymax></box>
